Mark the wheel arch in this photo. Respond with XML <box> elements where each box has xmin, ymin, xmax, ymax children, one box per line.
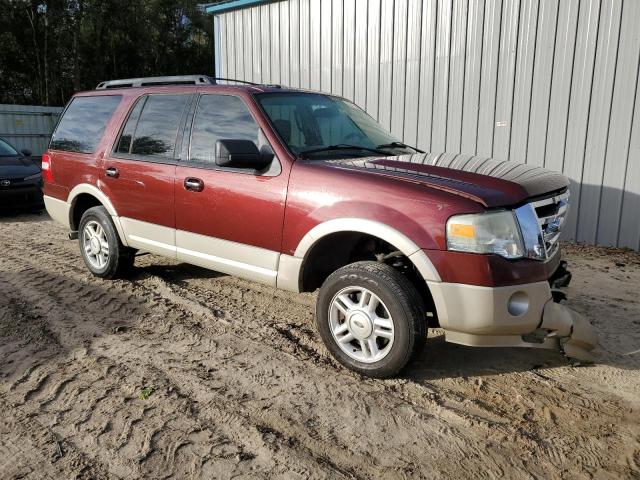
<box><xmin>277</xmin><ymin>218</ymin><xmax>441</xmax><ymax>296</ymax></box>
<box><xmin>67</xmin><ymin>184</ymin><xmax>128</xmax><ymax>246</ymax></box>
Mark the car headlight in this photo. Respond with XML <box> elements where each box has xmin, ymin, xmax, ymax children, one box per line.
<box><xmin>24</xmin><ymin>172</ymin><xmax>42</xmax><ymax>181</ymax></box>
<box><xmin>446</xmin><ymin>210</ymin><xmax>524</xmax><ymax>259</ymax></box>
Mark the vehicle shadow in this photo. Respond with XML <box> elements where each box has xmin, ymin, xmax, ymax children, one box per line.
<box><xmin>130</xmin><ymin>261</ymin><xmax>227</xmax><ymax>285</ymax></box>
<box><xmin>404</xmin><ymin>333</ymin><xmax>571</xmax><ymax>381</ymax></box>
<box><xmin>0</xmin><ymin>210</ymin><xmax>48</xmax><ymax>224</ymax></box>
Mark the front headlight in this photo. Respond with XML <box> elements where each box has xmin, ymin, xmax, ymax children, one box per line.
<box><xmin>446</xmin><ymin>211</ymin><xmax>524</xmax><ymax>259</ymax></box>
<box><xmin>24</xmin><ymin>172</ymin><xmax>42</xmax><ymax>181</ymax></box>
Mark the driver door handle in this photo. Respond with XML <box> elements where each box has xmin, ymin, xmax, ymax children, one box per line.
<box><xmin>105</xmin><ymin>167</ymin><xmax>119</xmax><ymax>178</ymax></box>
<box><xmin>184</xmin><ymin>177</ymin><xmax>204</xmax><ymax>192</ymax></box>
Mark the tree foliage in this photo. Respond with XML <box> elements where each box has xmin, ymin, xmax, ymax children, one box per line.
<box><xmin>0</xmin><ymin>0</ymin><xmax>218</xmax><ymax>106</ymax></box>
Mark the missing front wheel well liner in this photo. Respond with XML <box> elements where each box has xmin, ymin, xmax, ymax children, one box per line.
<box><xmin>300</xmin><ymin>232</ymin><xmax>438</xmax><ymax>326</ymax></box>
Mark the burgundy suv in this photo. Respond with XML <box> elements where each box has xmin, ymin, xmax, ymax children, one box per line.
<box><xmin>43</xmin><ymin>75</ymin><xmax>597</xmax><ymax>377</ymax></box>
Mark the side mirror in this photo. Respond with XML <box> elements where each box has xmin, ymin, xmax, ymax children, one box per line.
<box><xmin>215</xmin><ymin>139</ymin><xmax>271</xmax><ymax>170</ymax></box>
<box><xmin>21</xmin><ymin>148</ymin><xmax>32</xmax><ymax>157</ymax></box>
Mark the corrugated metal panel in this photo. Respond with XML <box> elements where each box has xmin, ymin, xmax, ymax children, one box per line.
<box><xmin>279</xmin><ymin>1</ymin><xmax>290</xmax><ymax>86</ymax></box>
<box><xmin>216</xmin><ymin>0</ymin><xmax>640</xmax><ymax>249</ymax></box>
<box><xmin>461</xmin><ymin>0</ymin><xmax>484</xmax><ymax>154</ymax></box>
<box><xmin>416</xmin><ymin>0</ymin><xmax>437</xmax><ymax>152</ymax></box>
<box><xmin>320</xmin><ymin>0</ymin><xmax>332</xmax><ymax>92</ymax></box>
<box><xmin>342</xmin><ymin>0</ymin><xmax>357</xmax><ymax>102</ymax></box>
<box><xmin>431</xmin><ymin>0</ymin><xmax>452</xmax><ymax>153</ymax></box>
<box><xmin>330</xmin><ymin>0</ymin><xmax>343</xmax><ymax>96</ymax></box>
<box><xmin>597</xmin><ymin>0</ymin><xmax>640</xmax><ymax>247</ymax></box>
<box><xmin>309</xmin><ymin>0</ymin><xmax>321</xmax><ymax>90</ymax></box>
<box><xmin>242</xmin><ymin>8</ymin><xmax>253</xmax><ymax>81</ymax></box>
<box><xmin>299</xmin><ymin>0</ymin><xmax>310</xmax><ymax>88</ymax></box>
<box><xmin>476</xmin><ymin>0</ymin><xmax>501</xmax><ymax>157</ymax></box>
<box><xmin>562</xmin><ymin>0</ymin><xmax>602</xmax><ymax>240</ymax></box>
<box><xmin>403</xmin><ymin>0</ymin><xmax>423</xmax><ymax>146</ymax></box>
<box><xmin>509</xmin><ymin>0</ymin><xmax>538</xmax><ymax>163</ymax></box>
<box><xmin>377</xmin><ymin>0</ymin><xmax>394</xmax><ymax>128</ymax></box>
<box><xmin>366</xmin><ymin>0</ymin><xmax>381</xmax><ymax>116</ymax></box>
<box><xmin>390</xmin><ymin>0</ymin><xmax>408</xmax><ymax>139</ymax></box>
<box><xmin>270</xmin><ymin>2</ymin><xmax>281</xmax><ymax>84</ymax></box>
<box><xmin>0</xmin><ymin>104</ymin><xmax>62</xmax><ymax>156</ymax></box>
<box><xmin>354</xmin><ymin>0</ymin><xmax>368</xmax><ymax>107</ymax></box>
<box><xmin>493</xmin><ymin>0</ymin><xmax>520</xmax><ymax>161</ymax></box>
<box><xmin>446</xmin><ymin>0</ymin><xmax>468</xmax><ymax>153</ymax></box>
<box><xmin>577</xmin><ymin>0</ymin><xmax>623</xmax><ymax>244</ymax></box>
<box><xmin>526</xmin><ymin>0</ymin><xmax>558</xmax><ymax>168</ymax></box>
<box><xmin>288</xmin><ymin>0</ymin><xmax>299</xmax><ymax>87</ymax></box>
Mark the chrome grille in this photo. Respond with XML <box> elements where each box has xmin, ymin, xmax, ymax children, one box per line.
<box><xmin>531</xmin><ymin>191</ymin><xmax>569</xmax><ymax>258</ymax></box>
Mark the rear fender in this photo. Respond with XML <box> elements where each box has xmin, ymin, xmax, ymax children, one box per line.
<box><xmin>67</xmin><ymin>184</ymin><xmax>129</xmax><ymax>246</ymax></box>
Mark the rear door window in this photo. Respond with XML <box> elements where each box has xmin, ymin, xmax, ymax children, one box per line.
<box><xmin>116</xmin><ymin>94</ymin><xmax>190</xmax><ymax>159</ymax></box>
<box><xmin>50</xmin><ymin>95</ymin><xmax>122</xmax><ymax>153</ymax></box>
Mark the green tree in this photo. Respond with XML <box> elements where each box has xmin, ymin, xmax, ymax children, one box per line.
<box><xmin>0</xmin><ymin>0</ymin><xmax>218</xmax><ymax>106</ymax></box>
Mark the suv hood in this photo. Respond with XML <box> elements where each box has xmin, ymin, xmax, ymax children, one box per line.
<box><xmin>0</xmin><ymin>155</ymin><xmax>40</xmax><ymax>179</ymax></box>
<box><xmin>320</xmin><ymin>152</ymin><xmax>569</xmax><ymax>208</ymax></box>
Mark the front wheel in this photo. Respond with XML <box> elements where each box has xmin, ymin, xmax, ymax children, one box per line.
<box><xmin>78</xmin><ymin>206</ymin><xmax>135</xmax><ymax>279</ymax></box>
<box><xmin>316</xmin><ymin>261</ymin><xmax>426</xmax><ymax>378</ymax></box>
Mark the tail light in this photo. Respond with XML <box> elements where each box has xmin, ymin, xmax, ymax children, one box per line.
<box><xmin>41</xmin><ymin>153</ymin><xmax>53</xmax><ymax>183</ymax></box>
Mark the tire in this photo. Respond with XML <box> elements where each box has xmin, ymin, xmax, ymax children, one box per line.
<box><xmin>78</xmin><ymin>206</ymin><xmax>135</xmax><ymax>279</ymax></box>
<box><xmin>316</xmin><ymin>261</ymin><xmax>427</xmax><ymax>378</ymax></box>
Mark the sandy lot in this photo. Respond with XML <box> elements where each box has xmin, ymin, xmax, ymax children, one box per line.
<box><xmin>0</xmin><ymin>212</ymin><xmax>639</xmax><ymax>479</ymax></box>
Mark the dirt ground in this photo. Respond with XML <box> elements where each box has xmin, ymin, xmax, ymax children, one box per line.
<box><xmin>0</xmin><ymin>211</ymin><xmax>639</xmax><ymax>479</ymax></box>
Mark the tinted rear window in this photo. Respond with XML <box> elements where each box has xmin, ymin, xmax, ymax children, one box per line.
<box><xmin>50</xmin><ymin>95</ymin><xmax>121</xmax><ymax>153</ymax></box>
<box><xmin>130</xmin><ymin>94</ymin><xmax>190</xmax><ymax>158</ymax></box>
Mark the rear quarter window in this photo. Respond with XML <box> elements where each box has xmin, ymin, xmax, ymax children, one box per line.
<box><xmin>50</xmin><ymin>95</ymin><xmax>122</xmax><ymax>153</ymax></box>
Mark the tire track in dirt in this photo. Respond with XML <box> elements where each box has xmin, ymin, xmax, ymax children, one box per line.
<box><xmin>1</xmin><ymin>215</ymin><xmax>640</xmax><ymax>478</ymax></box>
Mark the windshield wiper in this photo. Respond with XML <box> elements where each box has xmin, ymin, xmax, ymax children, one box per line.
<box><xmin>299</xmin><ymin>144</ymin><xmax>389</xmax><ymax>159</ymax></box>
<box><xmin>376</xmin><ymin>141</ymin><xmax>424</xmax><ymax>153</ymax></box>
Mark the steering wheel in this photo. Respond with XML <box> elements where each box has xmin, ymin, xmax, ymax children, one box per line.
<box><xmin>342</xmin><ymin>132</ymin><xmax>366</xmax><ymax>144</ymax></box>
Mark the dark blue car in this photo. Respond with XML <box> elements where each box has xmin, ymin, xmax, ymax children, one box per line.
<box><xmin>0</xmin><ymin>137</ymin><xmax>44</xmax><ymax>210</ymax></box>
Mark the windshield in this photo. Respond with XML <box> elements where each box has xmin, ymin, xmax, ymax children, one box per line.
<box><xmin>256</xmin><ymin>92</ymin><xmax>412</xmax><ymax>159</ymax></box>
<box><xmin>0</xmin><ymin>139</ymin><xmax>19</xmax><ymax>156</ymax></box>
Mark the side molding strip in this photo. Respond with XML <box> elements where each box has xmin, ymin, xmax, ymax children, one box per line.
<box><xmin>176</xmin><ymin>246</ymin><xmax>278</xmax><ymax>278</ymax></box>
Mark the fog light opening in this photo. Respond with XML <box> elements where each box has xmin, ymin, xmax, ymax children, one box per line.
<box><xmin>508</xmin><ymin>291</ymin><xmax>529</xmax><ymax>317</ymax></box>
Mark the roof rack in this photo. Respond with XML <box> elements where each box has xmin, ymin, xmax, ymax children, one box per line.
<box><xmin>95</xmin><ymin>75</ymin><xmax>265</xmax><ymax>90</ymax></box>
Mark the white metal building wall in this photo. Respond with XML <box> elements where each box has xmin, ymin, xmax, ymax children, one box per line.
<box><xmin>0</xmin><ymin>104</ymin><xmax>62</xmax><ymax>157</ymax></box>
<box><xmin>215</xmin><ymin>0</ymin><xmax>640</xmax><ymax>249</ymax></box>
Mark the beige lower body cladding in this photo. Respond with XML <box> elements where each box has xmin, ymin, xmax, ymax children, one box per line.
<box><xmin>428</xmin><ymin>280</ymin><xmax>598</xmax><ymax>361</ymax></box>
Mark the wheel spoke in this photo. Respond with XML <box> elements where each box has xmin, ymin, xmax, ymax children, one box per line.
<box><xmin>373</xmin><ymin>328</ymin><xmax>393</xmax><ymax>339</ymax></box>
<box><xmin>359</xmin><ymin>339</ymin><xmax>370</xmax><ymax>359</ymax></box>
<box><xmin>360</xmin><ymin>291</ymin><xmax>379</xmax><ymax>313</ymax></box>
<box><xmin>373</xmin><ymin>317</ymin><xmax>393</xmax><ymax>330</ymax></box>
<box><xmin>367</xmin><ymin>339</ymin><xmax>379</xmax><ymax>358</ymax></box>
<box><xmin>335</xmin><ymin>294</ymin><xmax>356</xmax><ymax>314</ymax></box>
<box><xmin>338</xmin><ymin>332</ymin><xmax>355</xmax><ymax>344</ymax></box>
<box><xmin>333</xmin><ymin>322</ymin><xmax>349</xmax><ymax>336</ymax></box>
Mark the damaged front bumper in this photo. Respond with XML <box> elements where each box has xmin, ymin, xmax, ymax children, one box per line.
<box><xmin>539</xmin><ymin>301</ymin><xmax>598</xmax><ymax>362</ymax></box>
<box><xmin>429</xmin><ymin>262</ymin><xmax>598</xmax><ymax>361</ymax></box>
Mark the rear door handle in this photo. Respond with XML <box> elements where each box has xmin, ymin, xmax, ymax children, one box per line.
<box><xmin>105</xmin><ymin>167</ymin><xmax>119</xmax><ymax>178</ymax></box>
<box><xmin>184</xmin><ymin>177</ymin><xmax>204</xmax><ymax>192</ymax></box>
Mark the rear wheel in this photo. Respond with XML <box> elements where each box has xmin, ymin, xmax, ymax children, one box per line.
<box><xmin>79</xmin><ymin>206</ymin><xmax>135</xmax><ymax>279</ymax></box>
<box><xmin>316</xmin><ymin>261</ymin><xmax>426</xmax><ymax>378</ymax></box>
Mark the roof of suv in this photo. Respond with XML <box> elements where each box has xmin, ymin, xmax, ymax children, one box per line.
<box><xmin>74</xmin><ymin>83</ymin><xmax>316</xmax><ymax>98</ymax></box>
<box><xmin>85</xmin><ymin>75</ymin><xmax>311</xmax><ymax>97</ymax></box>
